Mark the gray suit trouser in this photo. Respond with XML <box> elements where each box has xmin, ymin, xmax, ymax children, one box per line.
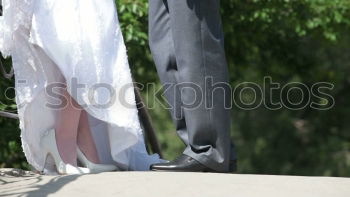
<box><xmin>148</xmin><ymin>0</ymin><xmax>236</xmax><ymax>172</ymax></box>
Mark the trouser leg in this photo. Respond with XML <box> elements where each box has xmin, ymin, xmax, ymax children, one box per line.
<box><xmin>149</xmin><ymin>0</ymin><xmax>237</xmax><ymax>172</ymax></box>
<box><xmin>148</xmin><ymin>0</ymin><xmax>189</xmax><ymax>145</ymax></box>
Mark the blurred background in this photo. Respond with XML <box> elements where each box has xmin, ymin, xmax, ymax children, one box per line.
<box><xmin>1</xmin><ymin>0</ymin><xmax>350</xmax><ymax>176</ymax></box>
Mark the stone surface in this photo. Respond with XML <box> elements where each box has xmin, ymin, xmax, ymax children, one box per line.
<box><xmin>1</xmin><ymin>168</ymin><xmax>350</xmax><ymax>197</ymax></box>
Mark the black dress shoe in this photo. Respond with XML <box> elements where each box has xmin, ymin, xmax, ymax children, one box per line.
<box><xmin>151</xmin><ymin>154</ymin><xmax>217</xmax><ymax>172</ymax></box>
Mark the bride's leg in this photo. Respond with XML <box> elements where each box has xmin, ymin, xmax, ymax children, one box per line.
<box><xmin>77</xmin><ymin>110</ymin><xmax>100</xmax><ymax>163</ymax></box>
<box><xmin>55</xmin><ymin>89</ymin><xmax>82</xmax><ymax>166</ymax></box>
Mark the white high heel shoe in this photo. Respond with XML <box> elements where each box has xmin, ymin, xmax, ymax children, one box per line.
<box><xmin>77</xmin><ymin>148</ymin><xmax>118</xmax><ymax>173</ymax></box>
<box><xmin>41</xmin><ymin>129</ymin><xmax>90</xmax><ymax>175</ymax></box>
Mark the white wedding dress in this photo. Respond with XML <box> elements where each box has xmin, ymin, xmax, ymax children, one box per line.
<box><xmin>0</xmin><ymin>0</ymin><xmax>163</xmax><ymax>172</ymax></box>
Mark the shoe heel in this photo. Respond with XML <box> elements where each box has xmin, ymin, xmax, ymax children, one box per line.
<box><xmin>43</xmin><ymin>153</ymin><xmax>59</xmax><ymax>175</ymax></box>
<box><xmin>41</xmin><ymin>129</ymin><xmax>90</xmax><ymax>175</ymax></box>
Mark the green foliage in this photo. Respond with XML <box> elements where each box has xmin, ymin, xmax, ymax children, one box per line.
<box><xmin>0</xmin><ymin>59</ymin><xmax>27</xmax><ymax>169</ymax></box>
<box><xmin>221</xmin><ymin>0</ymin><xmax>350</xmax><ymax>176</ymax></box>
<box><xmin>117</xmin><ymin>0</ymin><xmax>157</xmax><ymax>83</ymax></box>
<box><xmin>1</xmin><ymin>0</ymin><xmax>350</xmax><ymax>176</ymax></box>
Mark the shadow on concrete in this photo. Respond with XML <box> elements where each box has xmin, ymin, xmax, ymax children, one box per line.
<box><xmin>0</xmin><ymin>171</ymin><xmax>80</xmax><ymax>197</ymax></box>
<box><xmin>26</xmin><ymin>175</ymin><xmax>80</xmax><ymax>197</ymax></box>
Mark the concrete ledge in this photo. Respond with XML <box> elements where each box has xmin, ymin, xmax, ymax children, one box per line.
<box><xmin>1</xmin><ymin>168</ymin><xmax>349</xmax><ymax>197</ymax></box>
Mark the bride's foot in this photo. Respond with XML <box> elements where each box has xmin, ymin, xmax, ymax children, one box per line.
<box><xmin>76</xmin><ymin>111</ymin><xmax>118</xmax><ymax>173</ymax></box>
<box><xmin>77</xmin><ymin>148</ymin><xmax>118</xmax><ymax>173</ymax></box>
<box><xmin>41</xmin><ymin>129</ymin><xmax>90</xmax><ymax>175</ymax></box>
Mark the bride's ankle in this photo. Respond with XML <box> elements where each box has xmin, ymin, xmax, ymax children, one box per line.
<box><xmin>55</xmin><ymin>131</ymin><xmax>79</xmax><ymax>166</ymax></box>
<box><xmin>77</xmin><ymin>143</ymin><xmax>100</xmax><ymax>164</ymax></box>
<box><xmin>59</xmin><ymin>150</ymin><xmax>78</xmax><ymax>166</ymax></box>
